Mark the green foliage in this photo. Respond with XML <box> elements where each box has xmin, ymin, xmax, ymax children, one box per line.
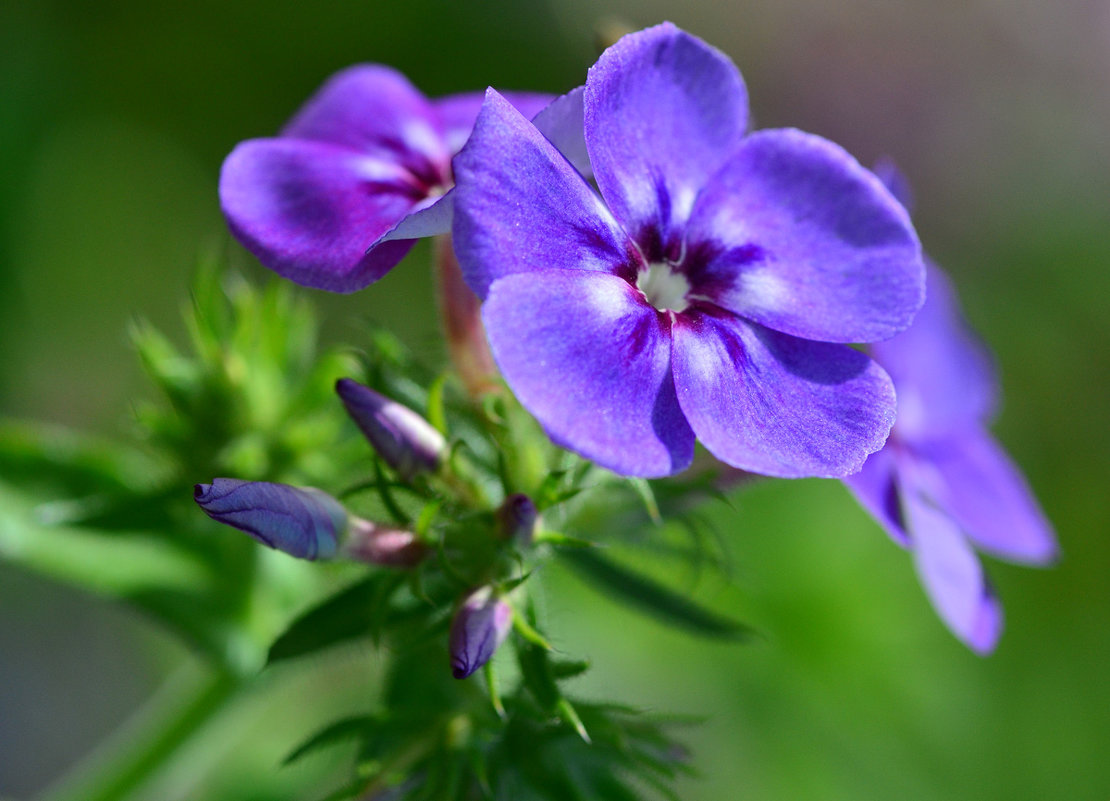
<box><xmin>557</xmin><ymin>548</ymin><xmax>754</xmax><ymax>641</ymax></box>
<box><xmin>0</xmin><ymin>262</ymin><xmax>760</xmax><ymax>800</ymax></box>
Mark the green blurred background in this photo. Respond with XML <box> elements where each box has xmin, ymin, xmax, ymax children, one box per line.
<box><xmin>2</xmin><ymin>0</ymin><xmax>1108</xmax><ymax>798</ymax></box>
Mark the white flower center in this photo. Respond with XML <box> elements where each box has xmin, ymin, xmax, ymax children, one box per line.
<box><xmin>637</xmin><ymin>262</ymin><xmax>690</xmax><ymax>313</ymax></box>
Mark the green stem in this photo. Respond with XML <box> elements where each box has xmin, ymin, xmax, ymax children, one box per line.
<box><xmin>43</xmin><ymin>664</ymin><xmax>241</xmax><ymax>801</ymax></box>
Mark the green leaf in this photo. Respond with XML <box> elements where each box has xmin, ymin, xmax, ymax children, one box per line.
<box><xmin>0</xmin><ymin>419</ymin><xmax>163</xmax><ymax>497</ymax></box>
<box><xmin>558</xmin><ymin>548</ymin><xmax>755</xmax><ymax>641</ymax></box>
<box><xmin>556</xmin><ymin>698</ymin><xmax>591</xmax><ymax>743</ymax></box>
<box><xmin>550</xmin><ymin>658</ymin><xmax>591</xmax><ymax>679</ymax></box>
<box><xmin>266</xmin><ymin>572</ymin><xmax>405</xmax><ymax>665</ymax></box>
<box><xmin>426</xmin><ymin>373</ymin><xmax>449</xmax><ymax>435</ymax></box>
<box><xmin>510</xmin><ymin>608</ymin><xmax>553</xmax><ymax>651</ymax></box>
<box><xmin>517</xmin><ymin>641</ymin><xmax>560</xmax><ymax>713</ymax></box>
<box><xmin>283</xmin><ymin>715</ymin><xmax>378</xmax><ymax>766</ymax></box>
<box><xmin>0</xmin><ymin>481</ymin><xmax>211</xmax><ymax>598</ymax></box>
<box><xmin>626</xmin><ymin>478</ymin><xmax>662</xmax><ymax>525</ymax></box>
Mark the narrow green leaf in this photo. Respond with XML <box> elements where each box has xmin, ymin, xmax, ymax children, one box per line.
<box><xmin>627</xmin><ymin>478</ymin><xmax>662</xmax><ymax>525</ymax></box>
<box><xmin>517</xmin><ymin>641</ymin><xmax>560</xmax><ymax>713</ymax></box>
<box><xmin>484</xmin><ymin>661</ymin><xmax>505</xmax><ymax>719</ymax></box>
<box><xmin>0</xmin><ymin>419</ymin><xmax>162</xmax><ymax>495</ymax></box>
<box><xmin>511</xmin><ymin>608</ymin><xmax>553</xmax><ymax>651</ymax></box>
<box><xmin>283</xmin><ymin>715</ymin><xmax>377</xmax><ymax>766</ymax></box>
<box><xmin>556</xmin><ymin>698</ymin><xmax>591</xmax><ymax>744</ymax></box>
<box><xmin>267</xmin><ymin>572</ymin><xmax>404</xmax><ymax>665</ymax></box>
<box><xmin>550</xmin><ymin>658</ymin><xmax>591</xmax><ymax>680</ymax></box>
<box><xmin>0</xmin><ymin>483</ymin><xmax>211</xmax><ymax>597</ymax></box>
<box><xmin>559</xmin><ymin>548</ymin><xmax>755</xmax><ymax>640</ymax></box>
<box><xmin>426</xmin><ymin>373</ymin><xmax>449</xmax><ymax>435</ymax></box>
<box><xmin>372</xmin><ymin>459</ymin><xmax>411</xmax><ymax>525</ymax></box>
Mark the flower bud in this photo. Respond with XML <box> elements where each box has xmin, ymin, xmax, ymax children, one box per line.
<box><xmin>194</xmin><ymin>478</ymin><xmax>346</xmax><ymax>560</ymax></box>
<box><xmin>342</xmin><ymin>518</ymin><xmax>428</xmax><ymax>567</ymax></box>
<box><xmin>448</xmin><ymin>587</ymin><xmax>512</xmax><ymax>679</ymax></box>
<box><xmin>496</xmin><ymin>493</ymin><xmax>538</xmax><ymax>546</ymax></box>
<box><xmin>336</xmin><ymin>378</ymin><xmax>447</xmax><ymax>480</ymax></box>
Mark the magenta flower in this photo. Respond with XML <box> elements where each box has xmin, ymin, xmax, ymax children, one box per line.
<box><xmin>452</xmin><ymin>24</ymin><xmax>925</xmax><ymax>478</ymax></box>
<box><xmin>845</xmin><ymin>262</ymin><xmax>1057</xmax><ymax>653</ymax></box>
<box><xmin>219</xmin><ymin>65</ymin><xmax>551</xmax><ymax>292</ymax></box>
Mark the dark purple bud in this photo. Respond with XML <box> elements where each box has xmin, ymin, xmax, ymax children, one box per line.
<box><xmin>496</xmin><ymin>493</ymin><xmax>538</xmax><ymax>546</ymax></box>
<box><xmin>448</xmin><ymin>587</ymin><xmax>512</xmax><ymax>679</ymax></box>
<box><xmin>342</xmin><ymin>518</ymin><xmax>428</xmax><ymax>567</ymax></box>
<box><xmin>336</xmin><ymin>379</ymin><xmax>447</xmax><ymax>479</ymax></box>
<box><xmin>194</xmin><ymin>478</ymin><xmax>346</xmax><ymax>560</ymax></box>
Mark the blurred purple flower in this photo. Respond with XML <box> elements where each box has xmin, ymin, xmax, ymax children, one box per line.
<box><xmin>845</xmin><ymin>256</ymin><xmax>1057</xmax><ymax>653</ymax></box>
<box><xmin>449</xmin><ymin>587</ymin><xmax>512</xmax><ymax>679</ymax></box>
<box><xmin>336</xmin><ymin>378</ymin><xmax>446</xmax><ymax>479</ymax></box>
<box><xmin>194</xmin><ymin>478</ymin><xmax>346</xmax><ymax>560</ymax></box>
<box><xmin>220</xmin><ymin>65</ymin><xmax>550</xmax><ymax>292</ymax></box>
<box><xmin>452</xmin><ymin>23</ymin><xmax>925</xmax><ymax>479</ymax></box>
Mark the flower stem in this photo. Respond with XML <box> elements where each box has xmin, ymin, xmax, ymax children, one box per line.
<box><xmin>42</xmin><ymin>664</ymin><xmax>240</xmax><ymax>801</ymax></box>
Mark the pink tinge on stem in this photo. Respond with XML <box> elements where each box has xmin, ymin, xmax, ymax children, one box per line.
<box><xmin>435</xmin><ymin>235</ymin><xmax>501</xmax><ymax>397</ymax></box>
<box><xmin>342</xmin><ymin>518</ymin><xmax>428</xmax><ymax>567</ymax></box>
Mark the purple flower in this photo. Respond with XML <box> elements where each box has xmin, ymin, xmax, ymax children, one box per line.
<box><xmin>336</xmin><ymin>378</ymin><xmax>447</xmax><ymax>479</ymax></box>
<box><xmin>452</xmin><ymin>24</ymin><xmax>925</xmax><ymax>479</ymax></box>
<box><xmin>220</xmin><ymin>65</ymin><xmax>551</xmax><ymax>292</ymax></box>
<box><xmin>845</xmin><ymin>260</ymin><xmax>1057</xmax><ymax>653</ymax></box>
<box><xmin>448</xmin><ymin>587</ymin><xmax>513</xmax><ymax>679</ymax></box>
<box><xmin>194</xmin><ymin>478</ymin><xmax>347</xmax><ymax>560</ymax></box>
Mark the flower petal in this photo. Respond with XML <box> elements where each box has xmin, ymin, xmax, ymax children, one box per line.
<box><xmin>918</xmin><ymin>429</ymin><xmax>1058</xmax><ymax>564</ymax></box>
<box><xmin>671</xmin><ymin>312</ymin><xmax>896</xmax><ymax>478</ymax></box>
<box><xmin>282</xmin><ymin>64</ymin><xmax>448</xmax><ymax>184</ymax></box>
<box><xmin>483</xmin><ymin>270</ymin><xmax>694</xmax><ymax>477</ymax></box>
<box><xmin>435</xmin><ymin>90</ymin><xmax>555</xmax><ymax>154</ymax></box>
<box><xmin>843</xmin><ymin>445</ymin><xmax>910</xmax><ymax>546</ymax></box>
<box><xmin>874</xmin><ymin>265</ymin><xmax>998</xmax><ymax>439</ymax></box>
<box><xmin>685</xmin><ymin>129</ymin><xmax>924</xmax><ymax>343</ymax></box>
<box><xmin>379</xmin><ymin>190</ymin><xmax>454</xmax><ymax>242</ymax></box>
<box><xmin>452</xmin><ymin>89</ymin><xmax>633</xmax><ymax>300</ymax></box>
<box><xmin>220</xmin><ymin>138</ymin><xmax>419</xmax><ymax>292</ymax></box>
<box><xmin>902</xmin><ymin>472</ymin><xmax>1003</xmax><ymax>653</ymax></box>
<box><xmin>872</xmin><ymin>156</ymin><xmax>915</xmax><ymax>213</ymax></box>
<box><xmin>584</xmin><ymin>23</ymin><xmax>747</xmax><ymax>242</ymax></box>
<box><xmin>531</xmin><ymin>87</ymin><xmax>592</xmax><ymax>178</ymax></box>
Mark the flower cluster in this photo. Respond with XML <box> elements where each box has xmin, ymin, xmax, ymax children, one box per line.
<box><xmin>203</xmin><ymin>21</ymin><xmax>1054</xmax><ymax>668</ymax></box>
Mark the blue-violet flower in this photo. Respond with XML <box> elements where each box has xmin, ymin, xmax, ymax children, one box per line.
<box><xmin>452</xmin><ymin>24</ymin><xmax>925</xmax><ymax>478</ymax></box>
<box><xmin>220</xmin><ymin>65</ymin><xmax>551</xmax><ymax>292</ymax></box>
<box><xmin>845</xmin><ymin>260</ymin><xmax>1058</xmax><ymax>652</ymax></box>
<box><xmin>336</xmin><ymin>378</ymin><xmax>447</xmax><ymax>479</ymax></box>
<box><xmin>194</xmin><ymin>478</ymin><xmax>346</xmax><ymax>560</ymax></box>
